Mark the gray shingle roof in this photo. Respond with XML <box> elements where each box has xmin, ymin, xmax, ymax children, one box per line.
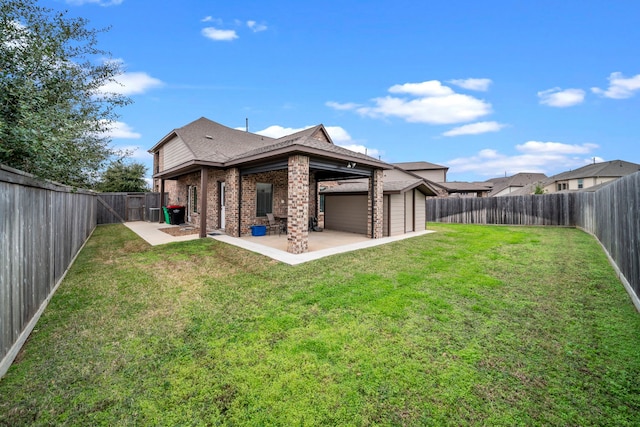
<box><xmin>151</xmin><ymin>117</ymin><xmax>276</xmax><ymax>163</ymax></box>
<box><xmin>320</xmin><ymin>178</ymin><xmax>428</xmax><ymax>194</ymax></box>
<box><xmin>549</xmin><ymin>160</ymin><xmax>640</xmax><ymax>180</ymax></box>
<box><xmin>392</xmin><ymin>161</ymin><xmax>449</xmax><ymax>171</ymax></box>
<box><xmin>151</xmin><ymin>118</ymin><xmax>389</xmax><ymax>168</ymax></box>
<box><xmin>228</xmin><ymin>125</ymin><xmax>386</xmax><ymax>165</ymax></box>
<box><xmin>486</xmin><ymin>172</ymin><xmax>547</xmax><ymax>196</ymax></box>
<box><xmin>439</xmin><ymin>181</ymin><xmax>492</xmax><ymax>191</ymax></box>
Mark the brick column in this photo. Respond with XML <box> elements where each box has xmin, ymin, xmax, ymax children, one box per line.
<box><xmin>287</xmin><ymin>155</ymin><xmax>309</xmax><ymax>254</ymax></box>
<box><xmin>225</xmin><ymin>168</ymin><xmax>240</xmax><ymax>237</ymax></box>
<box><xmin>368</xmin><ymin>168</ymin><xmax>384</xmax><ymax>238</ymax></box>
<box><xmin>199</xmin><ymin>168</ymin><xmax>208</xmax><ymax>238</ymax></box>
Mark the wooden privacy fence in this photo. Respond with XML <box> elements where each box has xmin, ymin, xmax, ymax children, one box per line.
<box><xmin>0</xmin><ymin>165</ymin><xmax>97</xmax><ymax>377</ymax></box>
<box><xmin>427</xmin><ymin>171</ymin><xmax>640</xmax><ymax>311</ymax></box>
<box><xmin>97</xmin><ymin>192</ymin><xmax>167</xmax><ymax>224</ymax></box>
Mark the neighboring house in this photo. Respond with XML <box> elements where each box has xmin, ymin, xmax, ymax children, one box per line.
<box><xmin>507</xmin><ymin>160</ymin><xmax>640</xmax><ymax>196</ymax></box>
<box><xmin>149</xmin><ymin>117</ymin><xmax>392</xmax><ymax>254</ymax></box>
<box><xmin>319</xmin><ymin>166</ymin><xmax>442</xmax><ymax>236</ymax></box>
<box><xmin>486</xmin><ymin>173</ymin><xmax>548</xmax><ymax>197</ymax></box>
<box><xmin>542</xmin><ymin>160</ymin><xmax>640</xmax><ymax>193</ymax></box>
<box><xmin>437</xmin><ymin>181</ymin><xmax>492</xmax><ymax>198</ymax></box>
<box><xmin>391</xmin><ymin>161</ymin><xmax>449</xmax><ymax>182</ymax></box>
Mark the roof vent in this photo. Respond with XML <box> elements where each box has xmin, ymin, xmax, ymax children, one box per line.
<box><xmin>205</xmin><ymin>135</ymin><xmax>213</xmax><ymax>139</ymax></box>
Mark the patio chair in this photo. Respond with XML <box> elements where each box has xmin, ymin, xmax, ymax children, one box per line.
<box><xmin>266</xmin><ymin>213</ymin><xmax>285</xmax><ymax>236</ymax></box>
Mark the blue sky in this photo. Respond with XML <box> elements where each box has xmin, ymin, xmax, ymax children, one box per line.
<box><xmin>47</xmin><ymin>0</ymin><xmax>640</xmax><ymax>182</ymax></box>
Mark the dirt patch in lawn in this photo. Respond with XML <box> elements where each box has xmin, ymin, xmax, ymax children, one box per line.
<box><xmin>159</xmin><ymin>227</ymin><xmax>199</xmax><ymax>236</ymax></box>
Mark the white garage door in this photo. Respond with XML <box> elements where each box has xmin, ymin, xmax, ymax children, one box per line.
<box><xmin>324</xmin><ymin>194</ymin><xmax>368</xmax><ymax>234</ymax></box>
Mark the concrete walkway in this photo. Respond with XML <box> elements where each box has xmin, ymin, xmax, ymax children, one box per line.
<box><xmin>124</xmin><ymin>221</ymin><xmax>435</xmax><ymax>265</ymax></box>
<box><xmin>123</xmin><ymin>222</ymin><xmax>201</xmax><ymax>245</ymax></box>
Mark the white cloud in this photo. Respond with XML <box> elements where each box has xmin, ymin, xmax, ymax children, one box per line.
<box><xmin>202</xmin><ymin>27</ymin><xmax>238</xmax><ymax>41</ymax></box>
<box><xmin>332</xmin><ymin>80</ymin><xmax>492</xmax><ymax>125</ymax></box>
<box><xmin>447</xmin><ymin>141</ymin><xmax>600</xmax><ymax>177</ymax></box>
<box><xmin>253</xmin><ymin>124</ymin><xmax>382</xmax><ymax>158</ymax></box>
<box><xmin>102</xmin><ymin>121</ymin><xmax>141</xmax><ymax>139</ymax></box>
<box><xmin>324</xmin><ymin>126</ymin><xmax>352</xmax><ymax>143</ymax></box>
<box><xmin>449</xmin><ymin>78</ymin><xmax>492</xmax><ymax>91</ymax></box>
<box><xmin>358</xmin><ymin>93</ymin><xmax>492</xmax><ymax>124</ymax></box>
<box><xmin>388</xmin><ymin>80</ymin><xmax>454</xmax><ymax>97</ymax></box>
<box><xmin>335</xmin><ymin>144</ymin><xmax>382</xmax><ymax>159</ymax></box>
<box><xmin>201</xmin><ymin>16</ymin><xmax>222</xmax><ymax>24</ymax></box>
<box><xmin>254</xmin><ymin>125</ymin><xmax>310</xmax><ymax>138</ymax></box>
<box><xmin>442</xmin><ymin>121</ymin><xmax>506</xmax><ymax>137</ymax></box>
<box><xmin>516</xmin><ymin>141</ymin><xmax>598</xmax><ymax>155</ymax></box>
<box><xmin>326</xmin><ymin>101</ymin><xmax>362</xmax><ymax>110</ymax></box>
<box><xmin>114</xmin><ymin>145</ymin><xmax>152</xmax><ymax>160</ymax></box>
<box><xmin>247</xmin><ymin>21</ymin><xmax>268</xmax><ymax>32</ymax></box>
<box><xmin>99</xmin><ymin>71</ymin><xmax>164</xmax><ymax>95</ymax></box>
<box><xmin>65</xmin><ymin>0</ymin><xmax>123</xmax><ymax>5</ymax></box>
<box><xmin>538</xmin><ymin>87</ymin><xmax>585</xmax><ymax>107</ymax></box>
<box><xmin>592</xmin><ymin>72</ymin><xmax>640</xmax><ymax>99</ymax></box>
<box><xmin>254</xmin><ymin>124</ymin><xmax>351</xmax><ymax>143</ymax></box>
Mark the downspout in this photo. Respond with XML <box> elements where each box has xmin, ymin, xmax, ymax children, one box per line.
<box><xmin>159</xmin><ymin>179</ymin><xmax>165</xmax><ymax>224</ymax></box>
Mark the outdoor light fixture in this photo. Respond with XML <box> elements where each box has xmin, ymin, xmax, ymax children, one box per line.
<box><xmin>346</xmin><ymin>162</ymin><xmax>357</xmax><ymax>168</ymax></box>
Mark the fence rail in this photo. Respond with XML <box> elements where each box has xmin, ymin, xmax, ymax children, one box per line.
<box><xmin>427</xmin><ymin>172</ymin><xmax>640</xmax><ymax>311</ymax></box>
<box><xmin>1</xmin><ymin>165</ymin><xmax>97</xmax><ymax>377</ymax></box>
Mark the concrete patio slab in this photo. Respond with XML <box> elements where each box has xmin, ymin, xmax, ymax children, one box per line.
<box><xmin>212</xmin><ymin>229</ymin><xmax>435</xmax><ymax>265</ymax></box>
<box><xmin>122</xmin><ymin>221</ymin><xmax>435</xmax><ymax>265</ymax></box>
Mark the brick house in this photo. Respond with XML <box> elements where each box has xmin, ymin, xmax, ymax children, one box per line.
<box><xmin>149</xmin><ymin>117</ymin><xmax>392</xmax><ymax>254</ymax></box>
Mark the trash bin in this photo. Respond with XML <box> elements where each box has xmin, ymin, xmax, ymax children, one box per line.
<box><xmin>250</xmin><ymin>225</ymin><xmax>266</xmax><ymax>236</ymax></box>
<box><xmin>162</xmin><ymin>207</ymin><xmax>170</xmax><ymax>224</ymax></box>
<box><xmin>166</xmin><ymin>205</ymin><xmax>185</xmax><ymax>225</ymax></box>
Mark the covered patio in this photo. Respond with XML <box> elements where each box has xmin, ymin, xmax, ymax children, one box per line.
<box><xmin>150</xmin><ymin>119</ymin><xmax>390</xmax><ymax>256</ymax></box>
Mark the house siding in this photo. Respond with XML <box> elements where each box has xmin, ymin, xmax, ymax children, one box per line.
<box><xmin>388</xmin><ymin>194</ymin><xmax>405</xmax><ymax>236</ymax></box>
<box><xmin>405</xmin><ymin>191</ymin><xmax>414</xmax><ymax>232</ymax></box>
<box><xmin>163</xmin><ymin>136</ymin><xmax>193</xmax><ymax>170</ymax></box>
<box><xmin>411</xmin><ymin>169</ymin><xmax>446</xmax><ymax>183</ymax></box>
<box><xmin>546</xmin><ymin>176</ymin><xmax>618</xmax><ymax>193</ymax></box>
<box><xmin>414</xmin><ymin>189</ymin><xmax>426</xmax><ymax>231</ymax></box>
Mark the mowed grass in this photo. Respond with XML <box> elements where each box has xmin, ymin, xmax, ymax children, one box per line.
<box><xmin>1</xmin><ymin>223</ymin><xmax>640</xmax><ymax>426</ymax></box>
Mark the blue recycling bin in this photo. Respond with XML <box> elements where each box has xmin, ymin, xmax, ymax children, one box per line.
<box><xmin>250</xmin><ymin>225</ymin><xmax>266</xmax><ymax>236</ymax></box>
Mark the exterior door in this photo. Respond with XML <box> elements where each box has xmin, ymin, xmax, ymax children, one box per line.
<box><xmin>125</xmin><ymin>195</ymin><xmax>144</xmax><ymax>221</ymax></box>
<box><xmin>220</xmin><ymin>182</ymin><xmax>226</xmax><ymax>230</ymax></box>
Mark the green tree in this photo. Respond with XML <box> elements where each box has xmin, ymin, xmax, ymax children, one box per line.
<box><xmin>0</xmin><ymin>0</ymin><xmax>130</xmax><ymax>187</ymax></box>
<box><xmin>96</xmin><ymin>160</ymin><xmax>148</xmax><ymax>192</ymax></box>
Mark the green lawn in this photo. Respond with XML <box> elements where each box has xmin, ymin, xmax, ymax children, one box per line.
<box><xmin>1</xmin><ymin>223</ymin><xmax>639</xmax><ymax>426</ymax></box>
